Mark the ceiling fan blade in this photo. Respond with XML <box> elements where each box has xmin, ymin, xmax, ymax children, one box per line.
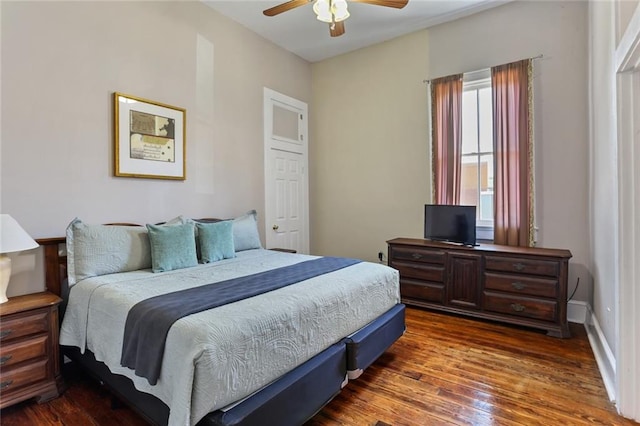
<box><xmin>263</xmin><ymin>0</ymin><xmax>311</xmax><ymax>17</ymax></box>
<box><xmin>330</xmin><ymin>21</ymin><xmax>345</xmax><ymax>37</ymax></box>
<box><xmin>349</xmin><ymin>0</ymin><xmax>408</xmax><ymax>9</ymax></box>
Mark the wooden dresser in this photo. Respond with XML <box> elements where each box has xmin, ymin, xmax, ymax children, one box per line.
<box><xmin>0</xmin><ymin>292</ymin><xmax>63</xmax><ymax>409</ymax></box>
<box><xmin>387</xmin><ymin>238</ymin><xmax>572</xmax><ymax>338</ymax></box>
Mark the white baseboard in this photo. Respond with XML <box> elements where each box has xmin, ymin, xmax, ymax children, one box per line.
<box><xmin>567</xmin><ymin>300</ymin><xmax>589</xmax><ymax>324</ymax></box>
<box><xmin>567</xmin><ymin>301</ymin><xmax>616</xmax><ymax>402</ymax></box>
<box><xmin>583</xmin><ymin>304</ymin><xmax>617</xmax><ymax>402</ymax></box>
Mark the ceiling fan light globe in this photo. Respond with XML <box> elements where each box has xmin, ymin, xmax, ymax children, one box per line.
<box><xmin>331</xmin><ymin>0</ymin><xmax>349</xmax><ymax>22</ymax></box>
<box><xmin>313</xmin><ymin>0</ymin><xmax>331</xmax><ymax>17</ymax></box>
<box><xmin>315</xmin><ymin>12</ymin><xmax>333</xmax><ymax>23</ymax></box>
<box><xmin>331</xmin><ymin>0</ymin><xmax>347</xmax><ymax>11</ymax></box>
<box><xmin>333</xmin><ymin>9</ymin><xmax>349</xmax><ymax>22</ymax></box>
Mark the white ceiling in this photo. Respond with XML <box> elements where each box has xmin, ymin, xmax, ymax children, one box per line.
<box><xmin>203</xmin><ymin>0</ymin><xmax>509</xmax><ymax>62</ymax></box>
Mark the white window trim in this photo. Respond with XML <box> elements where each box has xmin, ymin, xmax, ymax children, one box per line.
<box><xmin>463</xmin><ymin>69</ymin><xmax>494</xmax><ymax>241</ymax></box>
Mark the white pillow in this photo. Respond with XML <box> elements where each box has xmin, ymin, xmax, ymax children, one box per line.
<box><xmin>66</xmin><ymin>218</ymin><xmax>151</xmax><ymax>286</ymax></box>
<box><xmin>232</xmin><ymin>210</ymin><xmax>263</xmax><ymax>252</ymax></box>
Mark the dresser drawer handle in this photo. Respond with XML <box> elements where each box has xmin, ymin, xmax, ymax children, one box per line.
<box><xmin>411</xmin><ymin>253</ymin><xmax>423</xmax><ymax>260</ymax></box>
<box><xmin>0</xmin><ymin>380</ymin><xmax>13</xmax><ymax>390</ymax></box>
<box><xmin>511</xmin><ymin>282</ymin><xmax>526</xmax><ymax>291</ymax></box>
<box><xmin>0</xmin><ymin>330</ymin><xmax>13</xmax><ymax>339</ymax></box>
<box><xmin>513</xmin><ymin>263</ymin><xmax>526</xmax><ymax>271</ymax></box>
<box><xmin>510</xmin><ymin>303</ymin><xmax>526</xmax><ymax>312</ymax></box>
<box><xmin>0</xmin><ymin>355</ymin><xmax>12</xmax><ymax>366</ymax></box>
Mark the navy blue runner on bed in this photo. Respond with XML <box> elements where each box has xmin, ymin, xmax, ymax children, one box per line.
<box><xmin>121</xmin><ymin>256</ymin><xmax>361</xmax><ymax>385</ymax></box>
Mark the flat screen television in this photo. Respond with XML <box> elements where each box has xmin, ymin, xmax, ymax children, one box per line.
<box><xmin>424</xmin><ymin>204</ymin><xmax>477</xmax><ymax>246</ymax></box>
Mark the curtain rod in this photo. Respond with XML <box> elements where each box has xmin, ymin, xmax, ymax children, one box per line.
<box><xmin>422</xmin><ymin>54</ymin><xmax>543</xmax><ymax>84</ymax></box>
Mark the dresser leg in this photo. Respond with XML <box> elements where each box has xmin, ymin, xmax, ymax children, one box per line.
<box><xmin>547</xmin><ymin>325</ymin><xmax>571</xmax><ymax>339</ymax></box>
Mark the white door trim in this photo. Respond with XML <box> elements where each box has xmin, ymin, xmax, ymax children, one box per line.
<box><xmin>614</xmin><ymin>3</ymin><xmax>640</xmax><ymax>421</ymax></box>
<box><xmin>263</xmin><ymin>88</ymin><xmax>309</xmax><ymax>254</ymax></box>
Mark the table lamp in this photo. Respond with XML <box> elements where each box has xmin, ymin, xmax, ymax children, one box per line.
<box><xmin>0</xmin><ymin>214</ymin><xmax>39</xmax><ymax>303</ymax></box>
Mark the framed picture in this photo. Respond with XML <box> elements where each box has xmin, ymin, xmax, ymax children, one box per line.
<box><xmin>114</xmin><ymin>92</ymin><xmax>186</xmax><ymax>180</ymax></box>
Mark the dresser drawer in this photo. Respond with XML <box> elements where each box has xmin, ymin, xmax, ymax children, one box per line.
<box><xmin>483</xmin><ymin>291</ymin><xmax>557</xmax><ymax>322</ymax></box>
<box><xmin>391</xmin><ymin>247</ymin><xmax>445</xmax><ymax>265</ymax></box>
<box><xmin>0</xmin><ymin>310</ymin><xmax>49</xmax><ymax>342</ymax></box>
<box><xmin>0</xmin><ymin>335</ymin><xmax>48</xmax><ymax>369</ymax></box>
<box><xmin>401</xmin><ymin>279</ymin><xmax>445</xmax><ymax>304</ymax></box>
<box><xmin>393</xmin><ymin>261</ymin><xmax>445</xmax><ymax>283</ymax></box>
<box><xmin>484</xmin><ymin>273</ymin><xmax>558</xmax><ymax>298</ymax></box>
<box><xmin>0</xmin><ymin>358</ymin><xmax>49</xmax><ymax>395</ymax></box>
<box><xmin>485</xmin><ymin>256</ymin><xmax>559</xmax><ymax>277</ymax></box>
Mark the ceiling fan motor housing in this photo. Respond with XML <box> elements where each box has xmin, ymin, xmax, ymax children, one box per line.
<box><xmin>263</xmin><ymin>0</ymin><xmax>409</xmax><ymax>37</ymax></box>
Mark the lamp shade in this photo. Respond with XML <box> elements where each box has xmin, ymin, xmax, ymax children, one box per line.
<box><xmin>0</xmin><ymin>214</ymin><xmax>38</xmax><ymax>254</ymax></box>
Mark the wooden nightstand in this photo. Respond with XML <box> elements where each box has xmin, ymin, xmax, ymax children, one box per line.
<box><xmin>269</xmin><ymin>248</ymin><xmax>297</xmax><ymax>253</ymax></box>
<box><xmin>0</xmin><ymin>291</ymin><xmax>63</xmax><ymax>409</ymax></box>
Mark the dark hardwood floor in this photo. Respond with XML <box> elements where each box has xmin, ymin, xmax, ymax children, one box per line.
<box><xmin>1</xmin><ymin>307</ymin><xmax>636</xmax><ymax>425</ymax></box>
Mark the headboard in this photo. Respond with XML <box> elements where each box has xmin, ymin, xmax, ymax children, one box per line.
<box><xmin>36</xmin><ymin>218</ymin><xmax>224</xmax><ymax>298</ymax></box>
<box><xmin>37</xmin><ymin>237</ymin><xmax>67</xmax><ymax>298</ymax></box>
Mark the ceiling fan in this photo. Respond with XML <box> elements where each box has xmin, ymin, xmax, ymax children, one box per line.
<box><xmin>263</xmin><ymin>0</ymin><xmax>409</xmax><ymax>37</ymax></box>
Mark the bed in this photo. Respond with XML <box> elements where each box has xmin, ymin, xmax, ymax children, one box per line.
<box><xmin>38</xmin><ymin>213</ymin><xmax>405</xmax><ymax>426</ymax></box>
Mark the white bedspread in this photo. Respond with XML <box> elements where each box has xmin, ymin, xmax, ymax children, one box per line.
<box><xmin>59</xmin><ymin>249</ymin><xmax>400</xmax><ymax>426</ymax></box>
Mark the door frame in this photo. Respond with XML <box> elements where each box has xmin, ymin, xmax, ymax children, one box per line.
<box><xmin>614</xmin><ymin>3</ymin><xmax>640</xmax><ymax>421</ymax></box>
<box><xmin>263</xmin><ymin>88</ymin><xmax>309</xmax><ymax>253</ymax></box>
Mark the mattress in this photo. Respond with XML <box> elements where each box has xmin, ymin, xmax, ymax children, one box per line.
<box><xmin>59</xmin><ymin>249</ymin><xmax>400</xmax><ymax>426</ymax></box>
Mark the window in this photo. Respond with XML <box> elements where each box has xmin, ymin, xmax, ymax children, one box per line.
<box><xmin>430</xmin><ymin>59</ymin><xmax>533</xmax><ymax>247</ymax></box>
<box><xmin>461</xmin><ymin>71</ymin><xmax>494</xmax><ymax>240</ymax></box>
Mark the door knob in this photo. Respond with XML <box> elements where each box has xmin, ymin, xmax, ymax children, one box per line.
<box><xmin>272</xmin><ymin>225</ymin><xmax>279</xmax><ymax>231</ymax></box>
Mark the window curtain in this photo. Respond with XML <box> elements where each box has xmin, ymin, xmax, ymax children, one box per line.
<box><xmin>492</xmin><ymin>59</ymin><xmax>534</xmax><ymax>247</ymax></box>
<box><xmin>431</xmin><ymin>74</ymin><xmax>463</xmax><ymax>205</ymax></box>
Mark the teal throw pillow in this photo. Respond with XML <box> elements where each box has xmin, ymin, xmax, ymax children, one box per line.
<box><xmin>146</xmin><ymin>222</ymin><xmax>198</xmax><ymax>273</ymax></box>
<box><xmin>196</xmin><ymin>221</ymin><xmax>235</xmax><ymax>263</ymax></box>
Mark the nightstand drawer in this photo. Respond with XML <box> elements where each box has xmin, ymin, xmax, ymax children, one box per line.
<box><xmin>484</xmin><ymin>273</ymin><xmax>558</xmax><ymax>298</ymax></box>
<box><xmin>0</xmin><ymin>359</ymin><xmax>49</xmax><ymax>394</ymax></box>
<box><xmin>483</xmin><ymin>291</ymin><xmax>557</xmax><ymax>322</ymax></box>
<box><xmin>0</xmin><ymin>310</ymin><xmax>49</xmax><ymax>342</ymax></box>
<box><xmin>0</xmin><ymin>335</ymin><xmax>48</xmax><ymax>368</ymax></box>
<box><xmin>485</xmin><ymin>256</ymin><xmax>559</xmax><ymax>277</ymax></box>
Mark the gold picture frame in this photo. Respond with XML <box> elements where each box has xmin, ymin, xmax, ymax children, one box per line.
<box><xmin>114</xmin><ymin>92</ymin><xmax>186</xmax><ymax>180</ymax></box>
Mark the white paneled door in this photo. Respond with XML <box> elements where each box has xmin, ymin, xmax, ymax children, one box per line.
<box><xmin>264</xmin><ymin>88</ymin><xmax>309</xmax><ymax>253</ymax></box>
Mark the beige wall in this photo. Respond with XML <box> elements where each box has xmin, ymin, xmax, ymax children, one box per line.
<box><xmin>1</xmin><ymin>1</ymin><xmax>592</xmax><ymax>305</ymax></box>
<box><xmin>310</xmin><ymin>30</ymin><xmax>430</xmax><ymax>262</ymax></box>
<box><xmin>617</xmin><ymin>0</ymin><xmax>640</xmax><ymax>43</ymax></box>
<box><xmin>311</xmin><ymin>1</ymin><xmax>591</xmax><ymax>305</ymax></box>
<box><xmin>0</xmin><ymin>1</ymin><xmax>311</xmax><ymax>295</ymax></box>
